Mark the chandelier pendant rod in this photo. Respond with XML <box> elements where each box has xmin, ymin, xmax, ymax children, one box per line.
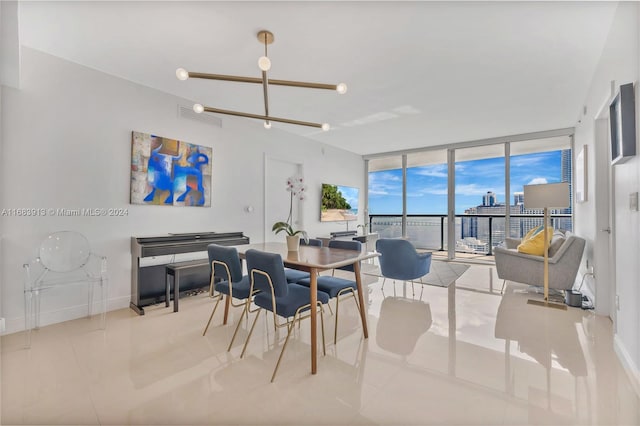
<box><xmin>261</xmin><ymin>34</ymin><xmax>270</xmax><ymax>122</ymax></box>
<box><xmin>203</xmin><ymin>106</ymin><xmax>323</xmax><ymax>129</ymax></box>
<box><xmin>187</xmin><ymin>72</ymin><xmax>338</xmax><ymax>91</ymax></box>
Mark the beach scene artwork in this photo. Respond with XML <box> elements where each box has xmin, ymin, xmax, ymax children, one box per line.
<box><xmin>321</xmin><ymin>183</ymin><xmax>359</xmax><ymax>222</ymax></box>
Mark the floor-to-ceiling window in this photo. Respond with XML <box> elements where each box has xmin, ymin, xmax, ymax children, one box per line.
<box><xmin>455</xmin><ymin>144</ymin><xmax>506</xmax><ymax>256</ymax></box>
<box><xmin>405</xmin><ymin>150</ymin><xmax>449</xmax><ymax>250</ymax></box>
<box><xmin>366</xmin><ymin>133</ymin><xmax>573</xmax><ymax>260</ymax></box>
<box><xmin>509</xmin><ymin>138</ymin><xmax>573</xmax><ymax>236</ymax></box>
<box><xmin>368</xmin><ymin>156</ymin><xmax>403</xmax><ymax>238</ymax></box>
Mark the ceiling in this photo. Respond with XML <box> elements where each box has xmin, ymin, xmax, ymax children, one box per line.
<box><xmin>18</xmin><ymin>1</ymin><xmax>618</xmax><ymax>155</ymax></box>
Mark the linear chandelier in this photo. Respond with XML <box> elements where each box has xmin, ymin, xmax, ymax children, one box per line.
<box><xmin>175</xmin><ymin>30</ymin><xmax>347</xmax><ymax>131</ymax></box>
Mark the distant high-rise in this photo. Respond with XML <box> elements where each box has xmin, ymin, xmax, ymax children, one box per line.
<box><xmin>559</xmin><ymin>149</ymin><xmax>573</xmax><ymax>231</ymax></box>
<box><xmin>514</xmin><ymin>192</ymin><xmax>524</xmax><ymax>205</ymax></box>
<box><xmin>483</xmin><ymin>191</ymin><xmax>497</xmax><ymax>207</ymax></box>
<box><xmin>561</xmin><ymin>149</ymin><xmax>572</xmax><ymax>184</ymax></box>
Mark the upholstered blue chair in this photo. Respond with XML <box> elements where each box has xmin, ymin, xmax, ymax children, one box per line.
<box><xmin>283</xmin><ymin>238</ymin><xmax>323</xmax><ymax>283</ymax></box>
<box><xmin>234</xmin><ymin>249</ymin><xmax>329</xmax><ymax>382</ymax></box>
<box><xmin>203</xmin><ymin>244</ymin><xmax>256</xmax><ymax>338</ymax></box>
<box><xmin>376</xmin><ymin>239</ymin><xmax>432</xmax><ymax>289</ymax></box>
<box><xmin>297</xmin><ymin>239</ymin><xmax>363</xmax><ymax>345</ymax></box>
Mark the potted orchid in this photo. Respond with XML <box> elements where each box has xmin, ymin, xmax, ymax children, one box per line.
<box><xmin>272</xmin><ymin>175</ymin><xmax>309</xmax><ymax>251</ymax></box>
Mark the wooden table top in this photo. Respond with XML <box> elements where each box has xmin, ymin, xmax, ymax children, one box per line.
<box><xmin>233</xmin><ymin>242</ymin><xmax>379</xmax><ymax>270</ymax></box>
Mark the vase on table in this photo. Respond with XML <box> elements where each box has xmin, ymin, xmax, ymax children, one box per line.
<box><xmin>286</xmin><ymin>235</ymin><xmax>301</xmax><ymax>251</ymax></box>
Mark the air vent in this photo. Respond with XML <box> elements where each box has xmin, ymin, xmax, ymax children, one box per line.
<box><xmin>178</xmin><ymin>104</ymin><xmax>222</xmax><ymax>127</ymax></box>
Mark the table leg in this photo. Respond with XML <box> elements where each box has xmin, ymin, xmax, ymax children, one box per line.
<box><xmin>310</xmin><ymin>267</ymin><xmax>318</xmax><ymax>374</ymax></box>
<box><xmin>353</xmin><ymin>262</ymin><xmax>369</xmax><ymax>338</ymax></box>
<box><xmin>173</xmin><ymin>271</ymin><xmax>180</xmax><ymax>313</ymax></box>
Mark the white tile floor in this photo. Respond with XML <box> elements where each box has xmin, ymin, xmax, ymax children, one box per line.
<box><xmin>2</xmin><ymin>263</ymin><xmax>639</xmax><ymax>425</ymax></box>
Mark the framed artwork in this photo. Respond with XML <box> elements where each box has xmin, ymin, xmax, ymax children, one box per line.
<box><xmin>130</xmin><ymin>131</ymin><xmax>212</xmax><ymax>206</ymax></box>
<box><xmin>575</xmin><ymin>145</ymin><xmax>587</xmax><ymax>203</ymax></box>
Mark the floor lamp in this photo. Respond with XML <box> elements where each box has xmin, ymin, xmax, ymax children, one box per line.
<box><xmin>523</xmin><ymin>182</ymin><xmax>570</xmax><ymax>309</ymax></box>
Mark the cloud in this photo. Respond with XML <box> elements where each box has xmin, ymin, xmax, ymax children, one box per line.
<box><xmin>511</xmin><ymin>151</ymin><xmax>557</xmax><ymax>168</ymax></box>
<box><xmin>527</xmin><ymin>177</ymin><xmax>548</xmax><ymax>185</ymax></box>
<box><xmin>371</xmin><ymin>172</ymin><xmax>401</xmax><ymax>182</ymax></box>
<box><xmin>368</xmin><ymin>189</ymin><xmax>389</xmax><ymax>196</ymax></box>
<box><xmin>413</xmin><ymin>164</ymin><xmax>448</xmax><ymax>178</ymax></box>
<box><xmin>407</xmin><ymin>186</ymin><xmax>449</xmax><ymax>196</ymax></box>
<box><xmin>369</xmin><ymin>172</ymin><xmax>402</xmax><ymax>197</ymax></box>
<box><xmin>455</xmin><ymin>184</ymin><xmax>504</xmax><ymax>196</ymax></box>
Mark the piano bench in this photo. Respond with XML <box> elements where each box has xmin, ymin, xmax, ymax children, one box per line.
<box><xmin>165</xmin><ymin>259</ymin><xmax>211</xmax><ymax>312</ymax></box>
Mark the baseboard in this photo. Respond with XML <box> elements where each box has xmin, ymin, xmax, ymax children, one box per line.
<box><xmin>614</xmin><ymin>334</ymin><xmax>640</xmax><ymax>397</ymax></box>
<box><xmin>1</xmin><ymin>295</ymin><xmax>131</xmax><ymax>336</ymax></box>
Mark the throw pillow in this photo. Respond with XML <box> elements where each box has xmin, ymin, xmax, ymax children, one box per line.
<box><xmin>517</xmin><ymin>226</ymin><xmax>552</xmax><ymax>256</ymax></box>
<box><xmin>522</xmin><ymin>225</ymin><xmax>544</xmax><ymax>241</ymax></box>
<box><xmin>548</xmin><ymin>233</ymin><xmax>566</xmax><ymax>257</ymax></box>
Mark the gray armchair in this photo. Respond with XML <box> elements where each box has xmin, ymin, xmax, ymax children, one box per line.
<box><xmin>494</xmin><ymin>231</ymin><xmax>585</xmax><ymax>292</ymax></box>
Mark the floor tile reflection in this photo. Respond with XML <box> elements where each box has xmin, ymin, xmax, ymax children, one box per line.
<box><xmin>2</xmin><ymin>263</ymin><xmax>639</xmax><ymax>425</ymax></box>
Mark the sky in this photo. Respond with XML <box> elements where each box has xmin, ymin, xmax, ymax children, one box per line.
<box><xmin>369</xmin><ymin>150</ymin><xmax>564</xmax><ymax>214</ymax></box>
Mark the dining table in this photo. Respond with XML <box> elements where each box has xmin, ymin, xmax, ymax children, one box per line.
<box><xmin>232</xmin><ymin>242</ymin><xmax>379</xmax><ymax>374</ymax></box>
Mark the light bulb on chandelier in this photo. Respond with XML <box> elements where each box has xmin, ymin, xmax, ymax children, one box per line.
<box><xmin>264</xmin><ymin>121</ymin><xmax>272</xmax><ymax>129</ymax></box>
<box><xmin>176</xmin><ymin>68</ymin><xmax>189</xmax><ymax>81</ymax></box>
<box><xmin>336</xmin><ymin>83</ymin><xmax>348</xmax><ymax>94</ymax></box>
<box><xmin>193</xmin><ymin>104</ymin><xmax>204</xmax><ymax>114</ymax></box>
<box><xmin>258</xmin><ymin>56</ymin><xmax>271</xmax><ymax>72</ymax></box>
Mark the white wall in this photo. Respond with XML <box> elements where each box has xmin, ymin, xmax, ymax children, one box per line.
<box><xmin>574</xmin><ymin>2</ymin><xmax>640</xmax><ymax>391</ymax></box>
<box><xmin>0</xmin><ymin>47</ymin><xmax>363</xmax><ymax>334</ymax></box>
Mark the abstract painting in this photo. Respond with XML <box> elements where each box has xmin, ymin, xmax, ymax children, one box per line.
<box><xmin>130</xmin><ymin>131</ymin><xmax>212</xmax><ymax>206</ymax></box>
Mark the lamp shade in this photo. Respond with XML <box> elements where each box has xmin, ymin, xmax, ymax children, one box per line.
<box><xmin>523</xmin><ymin>182</ymin><xmax>570</xmax><ymax>209</ymax></box>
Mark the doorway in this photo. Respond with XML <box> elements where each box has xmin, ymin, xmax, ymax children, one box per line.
<box><xmin>264</xmin><ymin>156</ymin><xmax>303</xmax><ymax>243</ymax></box>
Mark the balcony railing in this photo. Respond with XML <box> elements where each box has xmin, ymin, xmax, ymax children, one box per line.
<box><xmin>369</xmin><ymin>214</ymin><xmax>573</xmax><ymax>256</ymax></box>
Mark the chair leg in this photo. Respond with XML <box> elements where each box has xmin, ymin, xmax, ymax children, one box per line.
<box><xmin>271</xmin><ymin>313</ymin><xmax>297</xmax><ymax>383</ymax></box>
<box><xmin>351</xmin><ymin>291</ymin><xmax>364</xmax><ymax>338</ymax></box>
<box><xmin>327</xmin><ymin>302</ymin><xmax>334</xmax><ymax>316</ymax></box>
<box><xmin>34</xmin><ymin>290</ymin><xmax>41</xmax><ymax>330</ymax></box>
<box><xmin>500</xmin><ymin>279</ymin><xmax>507</xmax><ymax>294</ymax></box>
<box><xmin>24</xmin><ymin>291</ymin><xmax>32</xmax><ymax>348</ymax></box>
<box><xmin>87</xmin><ymin>282</ymin><xmax>94</xmax><ymax>318</ymax></box>
<box><xmin>100</xmin><ymin>279</ymin><xmax>107</xmax><ymax>330</ymax></box>
<box><xmin>227</xmin><ymin>303</ymin><xmax>248</xmax><ymax>351</ymax></box>
<box><xmin>334</xmin><ymin>296</ymin><xmax>340</xmax><ymax>345</ymax></box>
<box><xmin>203</xmin><ymin>295</ymin><xmax>222</xmax><ymax>336</ymax></box>
<box><xmin>240</xmin><ymin>308</ymin><xmax>262</xmax><ymax>358</ymax></box>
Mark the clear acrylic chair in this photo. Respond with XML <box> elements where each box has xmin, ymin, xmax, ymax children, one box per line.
<box><xmin>23</xmin><ymin>231</ymin><xmax>108</xmax><ymax>347</ymax></box>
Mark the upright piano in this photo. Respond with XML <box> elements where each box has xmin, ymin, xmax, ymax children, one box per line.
<box><xmin>130</xmin><ymin>231</ymin><xmax>249</xmax><ymax>315</ymax></box>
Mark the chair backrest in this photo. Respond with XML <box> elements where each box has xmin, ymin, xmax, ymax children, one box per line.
<box><xmin>301</xmin><ymin>238</ymin><xmax>322</xmax><ymax>247</ymax></box>
<box><xmin>207</xmin><ymin>244</ymin><xmax>243</xmax><ymax>283</ymax></box>
<box><xmin>328</xmin><ymin>239</ymin><xmax>361</xmax><ymax>272</ymax></box>
<box><xmin>376</xmin><ymin>238</ymin><xmax>419</xmax><ymax>279</ymax></box>
<box><xmin>39</xmin><ymin>231</ymin><xmax>91</xmax><ymax>272</ymax></box>
<box><xmin>245</xmin><ymin>249</ymin><xmax>288</xmax><ymax>297</ymax></box>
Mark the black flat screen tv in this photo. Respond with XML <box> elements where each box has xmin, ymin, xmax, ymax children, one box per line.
<box><xmin>610</xmin><ymin>82</ymin><xmax>636</xmax><ymax>165</ymax></box>
<box><xmin>321</xmin><ymin>184</ymin><xmax>359</xmax><ymax>222</ymax></box>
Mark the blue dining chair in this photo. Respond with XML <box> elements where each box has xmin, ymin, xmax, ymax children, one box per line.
<box><xmin>376</xmin><ymin>238</ymin><xmax>432</xmax><ymax>290</ymax></box>
<box><xmin>296</xmin><ymin>239</ymin><xmax>363</xmax><ymax>345</ymax></box>
<box><xmin>202</xmin><ymin>244</ymin><xmax>257</xmax><ymax>338</ymax></box>
<box><xmin>235</xmin><ymin>249</ymin><xmax>329</xmax><ymax>382</ymax></box>
<box><xmin>283</xmin><ymin>238</ymin><xmax>323</xmax><ymax>283</ymax></box>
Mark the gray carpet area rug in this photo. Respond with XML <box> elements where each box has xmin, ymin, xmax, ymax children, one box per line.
<box><xmin>362</xmin><ymin>260</ymin><xmax>470</xmax><ymax>287</ymax></box>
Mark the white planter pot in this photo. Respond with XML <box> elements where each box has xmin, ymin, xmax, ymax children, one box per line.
<box><xmin>286</xmin><ymin>235</ymin><xmax>300</xmax><ymax>251</ymax></box>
